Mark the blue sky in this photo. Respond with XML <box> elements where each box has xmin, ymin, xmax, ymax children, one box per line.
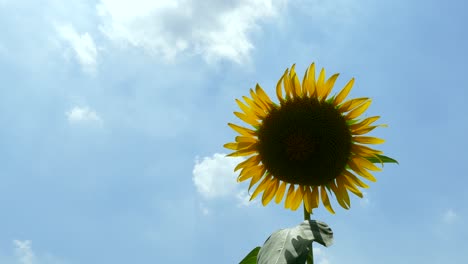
<box><xmin>1</xmin><ymin>0</ymin><xmax>467</xmax><ymax>263</ymax></box>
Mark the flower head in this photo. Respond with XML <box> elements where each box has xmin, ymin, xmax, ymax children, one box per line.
<box><xmin>224</xmin><ymin>62</ymin><xmax>395</xmax><ymax>214</ymax></box>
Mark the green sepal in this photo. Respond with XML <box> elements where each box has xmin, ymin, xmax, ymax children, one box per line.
<box><xmin>366</xmin><ymin>154</ymin><xmax>399</xmax><ymax>165</ymax></box>
<box><xmin>239</xmin><ymin>247</ymin><xmax>261</xmax><ymax>264</ymax></box>
<box><xmin>346</xmin><ymin>119</ymin><xmax>359</xmax><ymax>125</ymax></box>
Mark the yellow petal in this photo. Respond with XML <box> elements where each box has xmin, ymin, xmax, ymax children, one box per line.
<box><xmin>234</xmin><ymin>111</ymin><xmax>259</xmax><ymax>126</ymax></box>
<box><xmin>306</xmin><ymin>63</ymin><xmax>316</xmax><ymax>96</ymax></box>
<box><xmin>340</xmin><ymin>175</ymin><xmax>363</xmax><ymax>198</ymax></box>
<box><xmin>291</xmin><ymin>70</ymin><xmax>302</xmax><ymax>97</ymax></box>
<box><xmin>235</xmin><ymin>136</ymin><xmax>257</xmax><ymax>144</ymax></box>
<box><xmin>352</xmin><ymin>155</ymin><xmax>382</xmax><ymax>171</ymax></box>
<box><xmin>345</xmin><ymin>185</ymin><xmax>363</xmax><ymax>198</ymax></box>
<box><xmin>289</xmin><ymin>64</ymin><xmax>298</xmax><ymax>97</ymax></box>
<box><xmin>228</xmin><ymin>123</ymin><xmax>256</xmax><ymax>137</ymax></box>
<box><xmin>284</xmin><ymin>184</ymin><xmax>296</xmax><ymax>209</ymax></box>
<box><xmin>349</xmin><ymin>116</ymin><xmax>380</xmax><ymax>130</ymax></box>
<box><xmin>243</xmin><ymin>96</ymin><xmax>266</xmax><ymax>118</ymax></box>
<box><xmin>248</xmin><ymin>169</ymin><xmax>267</xmax><ymax>191</ymax></box>
<box><xmin>226</xmin><ymin>145</ymin><xmax>257</xmax><ymax>157</ymax></box>
<box><xmin>255</xmin><ymin>84</ymin><xmax>274</xmax><ymax>106</ymax></box>
<box><xmin>353</xmin><ymin>136</ymin><xmax>385</xmax><ymax>144</ymax></box>
<box><xmin>320</xmin><ymin>186</ymin><xmax>335</xmax><ymax>214</ymax></box>
<box><xmin>303</xmin><ymin>186</ymin><xmax>313</xmax><ymax>213</ymax></box>
<box><xmin>234</xmin><ymin>155</ymin><xmax>261</xmax><ymax>172</ymax></box>
<box><xmin>238</xmin><ymin>164</ymin><xmax>263</xmax><ymax>182</ymax></box>
<box><xmin>333</xmin><ymin>78</ymin><xmax>355</xmax><ymax>105</ymax></box>
<box><xmin>304</xmin><ymin>186</ymin><xmax>319</xmax><ymax>213</ymax></box>
<box><xmin>229</xmin><ymin>141</ymin><xmax>257</xmax><ymax>151</ymax></box>
<box><xmin>289</xmin><ymin>64</ymin><xmax>303</xmax><ymax>97</ymax></box>
<box><xmin>343</xmin><ymin>170</ymin><xmax>369</xmax><ymax>188</ymax></box>
<box><xmin>311</xmin><ymin>186</ymin><xmax>319</xmax><ymax>207</ymax></box>
<box><xmin>315</xmin><ymin>68</ymin><xmax>326</xmax><ymax>97</ymax></box>
<box><xmin>351</xmin><ymin>144</ymin><xmax>383</xmax><ymax>157</ymax></box>
<box><xmin>250</xmin><ymin>175</ymin><xmax>271</xmax><ymax>201</ymax></box>
<box><xmin>330</xmin><ymin>181</ymin><xmax>349</xmax><ymax>209</ymax></box>
<box><xmin>250</xmin><ymin>89</ymin><xmax>270</xmax><ymax>111</ymax></box>
<box><xmin>283</xmin><ymin>68</ymin><xmax>294</xmax><ymax>99</ymax></box>
<box><xmin>302</xmin><ymin>67</ymin><xmax>310</xmax><ymax>96</ymax></box>
<box><xmin>290</xmin><ymin>185</ymin><xmax>304</xmax><ymax>211</ymax></box>
<box><xmin>352</xmin><ymin>125</ymin><xmax>379</xmax><ymax>135</ymax></box>
<box><xmin>294</xmin><ymin>73</ymin><xmax>303</xmax><ymax>97</ymax></box>
<box><xmin>339</xmin><ymin>97</ymin><xmax>369</xmax><ymax>113</ymax></box>
<box><xmin>337</xmin><ymin>177</ymin><xmax>351</xmax><ymax>208</ymax></box>
<box><xmin>276</xmin><ymin>72</ymin><xmax>286</xmax><ymax>102</ymax></box>
<box><xmin>262</xmin><ymin>178</ymin><xmax>279</xmax><ymax>206</ymax></box>
<box><xmin>321</xmin><ymin>73</ymin><xmax>339</xmax><ymax>101</ymax></box>
<box><xmin>223</xmin><ymin>142</ymin><xmax>237</xmax><ymax>150</ymax></box>
<box><xmin>236</xmin><ymin>99</ymin><xmax>256</xmax><ymax>118</ymax></box>
<box><xmin>223</xmin><ymin>141</ymin><xmax>254</xmax><ymax>151</ymax></box>
<box><xmin>348</xmin><ymin>158</ymin><xmax>377</xmax><ymax>182</ymax></box>
<box><xmin>275</xmin><ymin>181</ymin><xmax>287</xmax><ymax>204</ymax></box>
<box><xmin>346</xmin><ymin>100</ymin><xmax>371</xmax><ymax>119</ymax></box>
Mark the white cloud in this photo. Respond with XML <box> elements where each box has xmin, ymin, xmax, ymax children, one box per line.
<box><xmin>313</xmin><ymin>247</ymin><xmax>331</xmax><ymax>264</ymax></box>
<box><xmin>236</xmin><ymin>189</ymin><xmax>259</xmax><ymax>207</ymax></box>
<box><xmin>66</xmin><ymin>106</ymin><xmax>102</xmax><ymax>124</ymax></box>
<box><xmin>359</xmin><ymin>191</ymin><xmax>370</xmax><ymax>207</ymax></box>
<box><xmin>9</xmin><ymin>240</ymin><xmax>68</xmax><ymax>264</ymax></box>
<box><xmin>14</xmin><ymin>240</ymin><xmax>35</xmax><ymax>264</ymax></box>
<box><xmin>192</xmin><ymin>153</ymin><xmax>244</xmax><ymax>199</ymax></box>
<box><xmin>96</xmin><ymin>0</ymin><xmax>285</xmax><ymax>64</ymax></box>
<box><xmin>56</xmin><ymin>24</ymin><xmax>98</xmax><ymax>74</ymax></box>
<box><xmin>442</xmin><ymin>209</ymin><xmax>458</xmax><ymax>224</ymax></box>
<box><xmin>199</xmin><ymin>203</ymin><xmax>210</xmax><ymax>215</ymax></box>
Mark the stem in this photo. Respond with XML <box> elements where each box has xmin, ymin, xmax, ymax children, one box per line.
<box><xmin>303</xmin><ymin>204</ymin><xmax>313</xmax><ymax>264</ymax></box>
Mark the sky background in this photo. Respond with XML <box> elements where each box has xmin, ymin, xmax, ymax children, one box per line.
<box><xmin>1</xmin><ymin>0</ymin><xmax>467</xmax><ymax>263</ymax></box>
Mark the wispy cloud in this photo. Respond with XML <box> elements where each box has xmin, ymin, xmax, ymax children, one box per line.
<box><xmin>314</xmin><ymin>247</ymin><xmax>331</xmax><ymax>264</ymax></box>
<box><xmin>236</xmin><ymin>189</ymin><xmax>259</xmax><ymax>208</ymax></box>
<box><xmin>14</xmin><ymin>240</ymin><xmax>35</xmax><ymax>264</ymax></box>
<box><xmin>192</xmin><ymin>153</ymin><xmax>244</xmax><ymax>199</ymax></box>
<box><xmin>96</xmin><ymin>0</ymin><xmax>285</xmax><ymax>64</ymax></box>
<box><xmin>359</xmin><ymin>191</ymin><xmax>370</xmax><ymax>207</ymax></box>
<box><xmin>199</xmin><ymin>203</ymin><xmax>210</xmax><ymax>215</ymax></box>
<box><xmin>442</xmin><ymin>208</ymin><xmax>458</xmax><ymax>224</ymax></box>
<box><xmin>56</xmin><ymin>24</ymin><xmax>98</xmax><ymax>74</ymax></box>
<box><xmin>66</xmin><ymin>106</ymin><xmax>102</xmax><ymax>124</ymax></box>
<box><xmin>11</xmin><ymin>240</ymin><xmax>68</xmax><ymax>264</ymax></box>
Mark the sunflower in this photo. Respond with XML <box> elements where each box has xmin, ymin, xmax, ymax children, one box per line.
<box><xmin>224</xmin><ymin>62</ymin><xmax>394</xmax><ymax>214</ymax></box>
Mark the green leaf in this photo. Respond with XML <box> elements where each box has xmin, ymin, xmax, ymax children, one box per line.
<box><xmin>257</xmin><ymin>220</ymin><xmax>334</xmax><ymax>264</ymax></box>
<box><xmin>239</xmin><ymin>247</ymin><xmax>261</xmax><ymax>264</ymax></box>
<box><xmin>367</xmin><ymin>154</ymin><xmax>399</xmax><ymax>164</ymax></box>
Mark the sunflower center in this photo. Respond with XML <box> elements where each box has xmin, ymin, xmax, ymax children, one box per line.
<box><xmin>285</xmin><ymin>132</ymin><xmax>315</xmax><ymax>161</ymax></box>
<box><xmin>257</xmin><ymin>97</ymin><xmax>352</xmax><ymax>186</ymax></box>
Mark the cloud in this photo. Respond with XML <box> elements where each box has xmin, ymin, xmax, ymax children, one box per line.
<box><xmin>236</xmin><ymin>189</ymin><xmax>259</xmax><ymax>207</ymax></box>
<box><xmin>359</xmin><ymin>191</ymin><xmax>370</xmax><ymax>207</ymax></box>
<box><xmin>96</xmin><ymin>0</ymin><xmax>285</xmax><ymax>64</ymax></box>
<box><xmin>56</xmin><ymin>24</ymin><xmax>98</xmax><ymax>74</ymax></box>
<box><xmin>14</xmin><ymin>240</ymin><xmax>35</xmax><ymax>264</ymax></box>
<box><xmin>9</xmin><ymin>240</ymin><xmax>68</xmax><ymax>264</ymax></box>
<box><xmin>199</xmin><ymin>203</ymin><xmax>210</xmax><ymax>215</ymax></box>
<box><xmin>313</xmin><ymin>247</ymin><xmax>331</xmax><ymax>264</ymax></box>
<box><xmin>192</xmin><ymin>153</ymin><xmax>244</xmax><ymax>199</ymax></box>
<box><xmin>442</xmin><ymin>209</ymin><xmax>458</xmax><ymax>224</ymax></box>
<box><xmin>66</xmin><ymin>106</ymin><xmax>102</xmax><ymax>124</ymax></box>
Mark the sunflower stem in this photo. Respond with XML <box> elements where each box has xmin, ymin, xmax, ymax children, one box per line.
<box><xmin>304</xmin><ymin>204</ymin><xmax>314</xmax><ymax>264</ymax></box>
